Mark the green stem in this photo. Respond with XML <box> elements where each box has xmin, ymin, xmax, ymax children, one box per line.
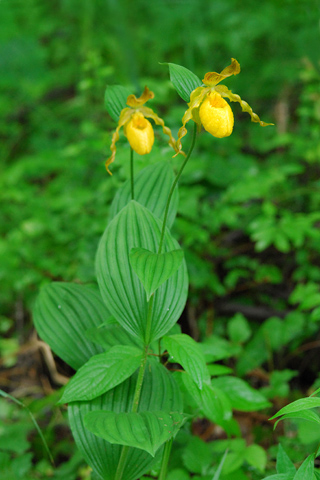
<box><xmin>115</xmin><ymin>126</ymin><xmax>197</xmax><ymax>480</ymax></box>
<box><xmin>144</xmin><ymin>293</ymin><xmax>155</xmax><ymax>346</ymax></box>
<box><xmin>114</xmin><ymin>446</ymin><xmax>130</xmax><ymax>480</ymax></box>
<box><xmin>115</xmin><ymin>295</ymin><xmax>155</xmax><ymax>480</ymax></box>
<box><xmin>0</xmin><ymin>389</ymin><xmax>54</xmax><ymax>465</ymax></box>
<box><xmin>131</xmin><ymin>342</ymin><xmax>149</xmax><ymax>413</ymax></box>
<box><xmin>157</xmin><ymin>123</ymin><xmax>197</xmax><ymax>254</ymax></box>
<box><xmin>130</xmin><ymin>148</ymin><xmax>134</xmax><ymax>200</ymax></box>
<box><xmin>158</xmin><ymin>438</ymin><xmax>173</xmax><ymax>480</ymax></box>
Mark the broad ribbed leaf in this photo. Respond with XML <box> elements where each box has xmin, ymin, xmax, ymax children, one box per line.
<box><xmin>58</xmin><ymin>346</ymin><xmax>142</xmax><ymax>404</ymax></box>
<box><xmin>108</xmin><ymin>161</ymin><xmax>179</xmax><ymax>229</ymax></box>
<box><xmin>85</xmin><ymin>410</ymin><xmax>186</xmax><ymax>457</ymax></box>
<box><xmin>33</xmin><ymin>283</ymin><xmax>110</xmax><ymax>370</ymax></box>
<box><xmin>104</xmin><ymin>85</ymin><xmax>130</xmax><ymax>121</ymax></box>
<box><xmin>212</xmin><ymin>376</ymin><xmax>271</xmax><ymax>411</ymax></box>
<box><xmin>163</xmin><ymin>334</ymin><xmax>210</xmax><ymax>389</ymax></box>
<box><xmin>96</xmin><ymin>201</ymin><xmax>188</xmax><ymax>343</ymax></box>
<box><xmin>68</xmin><ymin>358</ymin><xmax>183</xmax><ymax>480</ymax></box>
<box><xmin>129</xmin><ymin>247</ymin><xmax>184</xmax><ymax>301</ymax></box>
<box><xmin>164</xmin><ymin>63</ymin><xmax>202</xmax><ymax>102</ymax></box>
<box><xmin>85</xmin><ymin>322</ymin><xmax>143</xmax><ymax>350</ymax></box>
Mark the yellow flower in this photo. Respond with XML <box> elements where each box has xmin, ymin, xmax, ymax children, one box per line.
<box><xmin>176</xmin><ymin>58</ymin><xmax>273</xmax><ymax>154</ymax></box>
<box><xmin>106</xmin><ymin>86</ymin><xmax>179</xmax><ymax>174</ymax></box>
<box><xmin>124</xmin><ymin>112</ymin><xmax>154</xmax><ymax>155</ymax></box>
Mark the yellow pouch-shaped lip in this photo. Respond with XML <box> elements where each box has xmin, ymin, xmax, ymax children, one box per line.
<box><xmin>199</xmin><ymin>91</ymin><xmax>234</xmax><ymax>138</ymax></box>
<box><xmin>125</xmin><ymin>113</ymin><xmax>155</xmax><ymax>155</ymax></box>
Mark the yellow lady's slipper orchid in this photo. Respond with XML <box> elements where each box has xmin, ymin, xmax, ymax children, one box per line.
<box><xmin>124</xmin><ymin>112</ymin><xmax>154</xmax><ymax>155</ymax></box>
<box><xmin>176</xmin><ymin>58</ymin><xmax>273</xmax><ymax>154</ymax></box>
<box><xmin>106</xmin><ymin>86</ymin><xmax>179</xmax><ymax>174</ymax></box>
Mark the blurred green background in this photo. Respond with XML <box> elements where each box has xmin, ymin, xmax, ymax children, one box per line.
<box><xmin>1</xmin><ymin>0</ymin><xmax>320</xmax><ymax>478</ymax></box>
<box><xmin>1</xmin><ymin>0</ymin><xmax>320</xmax><ymax>362</ymax></box>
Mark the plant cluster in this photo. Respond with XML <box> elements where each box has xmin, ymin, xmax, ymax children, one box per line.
<box><xmin>2</xmin><ymin>1</ymin><xmax>320</xmax><ymax>479</ymax></box>
<box><xmin>30</xmin><ymin>60</ymin><xmax>320</xmax><ymax>480</ymax></box>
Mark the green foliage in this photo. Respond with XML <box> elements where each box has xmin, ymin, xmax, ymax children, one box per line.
<box><xmin>58</xmin><ymin>346</ymin><xmax>142</xmax><ymax>404</ymax></box>
<box><xmin>109</xmin><ymin>162</ymin><xmax>179</xmax><ymax>229</ymax></box>
<box><xmin>129</xmin><ymin>247</ymin><xmax>184</xmax><ymax>301</ymax></box>
<box><xmin>163</xmin><ymin>333</ymin><xmax>210</xmax><ymax>389</ymax></box>
<box><xmin>2</xmin><ymin>1</ymin><xmax>320</xmax><ymax>478</ymax></box>
<box><xmin>33</xmin><ymin>283</ymin><xmax>107</xmax><ymax>370</ymax></box>
<box><xmin>96</xmin><ymin>201</ymin><xmax>188</xmax><ymax>343</ymax></box>
<box><xmin>105</xmin><ymin>85</ymin><xmax>131</xmax><ymax>121</ymax></box>
<box><xmin>69</xmin><ymin>358</ymin><xmax>183</xmax><ymax>480</ymax></box>
<box><xmin>0</xmin><ymin>394</ymin><xmax>86</xmax><ymax>480</ymax></box>
<box><xmin>84</xmin><ymin>410</ymin><xmax>186</xmax><ymax>457</ymax></box>
<box><xmin>164</xmin><ymin>63</ymin><xmax>202</xmax><ymax>102</ymax></box>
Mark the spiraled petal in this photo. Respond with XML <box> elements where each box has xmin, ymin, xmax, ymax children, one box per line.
<box><xmin>105</xmin><ymin>108</ymin><xmax>133</xmax><ymax>175</ymax></box>
<box><xmin>126</xmin><ymin>86</ymin><xmax>155</xmax><ymax>108</ymax></box>
<box><xmin>141</xmin><ymin>106</ymin><xmax>183</xmax><ymax>156</ymax></box>
<box><xmin>175</xmin><ymin>86</ymin><xmax>208</xmax><ymax>155</ymax></box>
<box><xmin>215</xmin><ymin>84</ymin><xmax>274</xmax><ymax>126</ymax></box>
<box><xmin>203</xmin><ymin>58</ymin><xmax>240</xmax><ymax>87</ymax></box>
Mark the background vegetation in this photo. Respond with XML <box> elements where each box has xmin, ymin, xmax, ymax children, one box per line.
<box><xmin>1</xmin><ymin>0</ymin><xmax>320</xmax><ymax>478</ymax></box>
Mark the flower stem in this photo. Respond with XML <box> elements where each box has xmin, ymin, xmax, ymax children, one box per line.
<box><xmin>114</xmin><ymin>446</ymin><xmax>129</xmax><ymax>480</ymax></box>
<box><xmin>115</xmin><ymin>126</ymin><xmax>197</xmax><ymax>480</ymax></box>
<box><xmin>157</xmin><ymin>123</ymin><xmax>197</xmax><ymax>254</ymax></box>
<box><xmin>130</xmin><ymin>148</ymin><xmax>134</xmax><ymax>200</ymax></box>
<box><xmin>115</xmin><ymin>295</ymin><xmax>155</xmax><ymax>480</ymax></box>
<box><xmin>158</xmin><ymin>438</ymin><xmax>173</xmax><ymax>480</ymax></box>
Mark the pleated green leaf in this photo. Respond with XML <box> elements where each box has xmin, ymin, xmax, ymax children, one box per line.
<box><xmin>96</xmin><ymin>201</ymin><xmax>188</xmax><ymax>343</ymax></box>
<box><xmin>33</xmin><ymin>283</ymin><xmax>111</xmax><ymax>370</ymax></box>
<box><xmin>108</xmin><ymin>161</ymin><xmax>178</xmax><ymax>229</ymax></box>
<box><xmin>85</xmin><ymin>322</ymin><xmax>143</xmax><ymax>350</ymax></box>
<box><xmin>163</xmin><ymin>334</ymin><xmax>210</xmax><ymax>389</ymax></box>
<box><xmin>85</xmin><ymin>410</ymin><xmax>186</xmax><ymax>457</ymax></box>
<box><xmin>58</xmin><ymin>346</ymin><xmax>142</xmax><ymax>404</ymax></box>
<box><xmin>68</xmin><ymin>358</ymin><xmax>183</xmax><ymax>480</ymax></box>
<box><xmin>164</xmin><ymin>63</ymin><xmax>202</xmax><ymax>102</ymax></box>
<box><xmin>129</xmin><ymin>247</ymin><xmax>184</xmax><ymax>301</ymax></box>
<box><xmin>104</xmin><ymin>85</ymin><xmax>130</xmax><ymax>121</ymax></box>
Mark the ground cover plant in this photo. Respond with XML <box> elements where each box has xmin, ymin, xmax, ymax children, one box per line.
<box><xmin>2</xmin><ymin>1</ymin><xmax>320</xmax><ymax>479</ymax></box>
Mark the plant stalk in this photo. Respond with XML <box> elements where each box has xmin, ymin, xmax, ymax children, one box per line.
<box><xmin>157</xmin><ymin>123</ymin><xmax>197</xmax><ymax>254</ymax></box>
<box><xmin>158</xmin><ymin>438</ymin><xmax>173</xmax><ymax>480</ymax></box>
<box><xmin>115</xmin><ymin>295</ymin><xmax>155</xmax><ymax>480</ymax></box>
<box><xmin>130</xmin><ymin>148</ymin><xmax>134</xmax><ymax>200</ymax></box>
<box><xmin>116</xmin><ymin>126</ymin><xmax>197</xmax><ymax>480</ymax></box>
